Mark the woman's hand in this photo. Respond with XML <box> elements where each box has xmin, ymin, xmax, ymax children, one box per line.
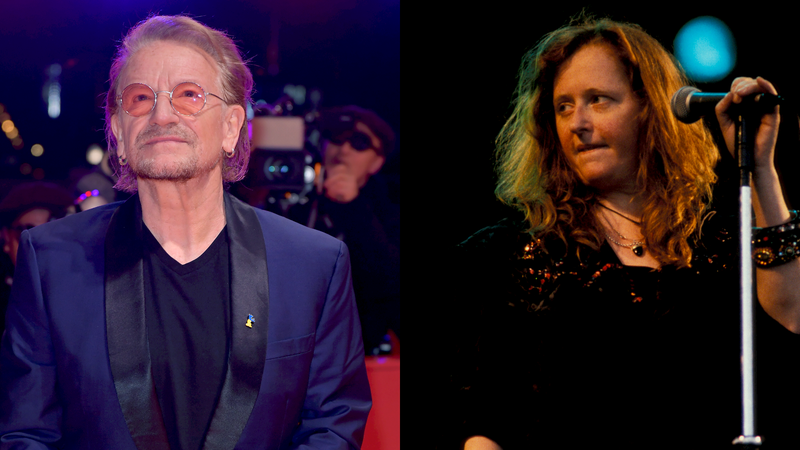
<box><xmin>714</xmin><ymin>76</ymin><xmax>781</xmax><ymax>177</ymax></box>
<box><xmin>464</xmin><ymin>436</ymin><xmax>503</xmax><ymax>450</ymax></box>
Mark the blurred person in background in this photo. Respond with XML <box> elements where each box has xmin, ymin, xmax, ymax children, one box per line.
<box><xmin>73</xmin><ymin>152</ymin><xmax>131</xmax><ymax>211</ymax></box>
<box><xmin>299</xmin><ymin>105</ymin><xmax>400</xmax><ymax>356</ymax></box>
<box><xmin>0</xmin><ymin>182</ymin><xmax>72</xmax><ymax>337</ymax></box>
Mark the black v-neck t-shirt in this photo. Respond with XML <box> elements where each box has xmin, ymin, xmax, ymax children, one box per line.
<box><xmin>143</xmin><ymin>224</ymin><xmax>230</xmax><ymax>450</ymax></box>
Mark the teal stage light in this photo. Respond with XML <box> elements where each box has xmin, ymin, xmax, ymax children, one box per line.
<box><xmin>674</xmin><ymin>16</ymin><xmax>736</xmax><ymax>83</ymax></box>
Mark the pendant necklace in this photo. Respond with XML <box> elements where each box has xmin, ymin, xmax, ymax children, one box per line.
<box><xmin>598</xmin><ymin>203</ymin><xmax>645</xmax><ymax>257</ymax></box>
<box><xmin>604</xmin><ymin>231</ymin><xmax>646</xmax><ymax>257</ymax></box>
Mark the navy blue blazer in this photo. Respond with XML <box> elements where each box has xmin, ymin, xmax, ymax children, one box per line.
<box><xmin>0</xmin><ymin>193</ymin><xmax>371</xmax><ymax>449</ymax></box>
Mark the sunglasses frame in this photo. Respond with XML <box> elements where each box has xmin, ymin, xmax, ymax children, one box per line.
<box><xmin>117</xmin><ymin>81</ymin><xmax>224</xmax><ymax>117</ymax></box>
<box><xmin>328</xmin><ymin>130</ymin><xmax>377</xmax><ymax>152</ymax></box>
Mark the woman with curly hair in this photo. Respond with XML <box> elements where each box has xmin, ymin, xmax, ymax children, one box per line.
<box><xmin>447</xmin><ymin>16</ymin><xmax>800</xmax><ymax>450</ymax></box>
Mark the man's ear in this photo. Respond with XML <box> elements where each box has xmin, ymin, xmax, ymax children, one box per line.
<box><xmin>368</xmin><ymin>154</ymin><xmax>385</xmax><ymax>176</ymax></box>
<box><xmin>223</xmin><ymin>105</ymin><xmax>246</xmax><ymax>151</ymax></box>
<box><xmin>110</xmin><ymin>113</ymin><xmax>126</xmax><ymax>160</ymax></box>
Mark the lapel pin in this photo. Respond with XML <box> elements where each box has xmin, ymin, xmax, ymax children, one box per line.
<box><xmin>246</xmin><ymin>314</ymin><xmax>255</xmax><ymax>328</ymax></box>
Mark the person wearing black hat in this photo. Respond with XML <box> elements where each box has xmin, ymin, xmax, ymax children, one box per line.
<box><xmin>307</xmin><ymin>105</ymin><xmax>400</xmax><ymax>355</ymax></box>
<box><xmin>0</xmin><ymin>182</ymin><xmax>73</xmax><ymax>337</ymax></box>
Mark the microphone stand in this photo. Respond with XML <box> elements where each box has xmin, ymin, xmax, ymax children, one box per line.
<box><xmin>731</xmin><ymin>107</ymin><xmax>761</xmax><ymax>449</ymax></box>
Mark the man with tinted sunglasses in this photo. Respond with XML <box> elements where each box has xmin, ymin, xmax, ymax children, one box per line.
<box><xmin>306</xmin><ymin>106</ymin><xmax>400</xmax><ymax>357</ymax></box>
<box><xmin>0</xmin><ymin>15</ymin><xmax>370</xmax><ymax>450</ymax></box>
<box><xmin>321</xmin><ymin>109</ymin><xmax>387</xmax><ymax>204</ymax></box>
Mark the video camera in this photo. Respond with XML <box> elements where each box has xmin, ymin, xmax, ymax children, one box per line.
<box><xmin>247</xmin><ymin>96</ymin><xmax>321</xmax><ymax>209</ymax></box>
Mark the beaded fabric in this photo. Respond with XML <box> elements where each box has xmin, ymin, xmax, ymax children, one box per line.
<box><xmin>465</xmin><ymin>215</ymin><xmax>733</xmax><ymax>313</ymax></box>
<box><xmin>752</xmin><ymin>210</ymin><xmax>800</xmax><ymax>268</ymax></box>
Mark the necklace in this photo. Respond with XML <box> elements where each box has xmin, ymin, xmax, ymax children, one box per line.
<box><xmin>598</xmin><ymin>207</ymin><xmax>645</xmax><ymax>257</ymax></box>
<box><xmin>604</xmin><ymin>232</ymin><xmax>646</xmax><ymax>256</ymax></box>
<box><xmin>597</xmin><ymin>202</ymin><xmax>641</xmax><ymax>225</ymax></box>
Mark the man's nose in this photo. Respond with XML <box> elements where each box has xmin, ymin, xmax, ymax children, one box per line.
<box><xmin>150</xmin><ymin>91</ymin><xmax>180</xmax><ymax>125</ymax></box>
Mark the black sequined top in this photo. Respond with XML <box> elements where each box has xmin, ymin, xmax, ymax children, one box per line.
<box><xmin>441</xmin><ymin>214</ymin><xmax>800</xmax><ymax>450</ymax></box>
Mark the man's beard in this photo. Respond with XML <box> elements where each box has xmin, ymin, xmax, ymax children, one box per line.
<box><xmin>129</xmin><ymin>124</ymin><xmax>221</xmax><ymax>182</ymax></box>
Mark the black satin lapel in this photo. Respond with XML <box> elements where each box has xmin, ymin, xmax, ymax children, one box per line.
<box><xmin>105</xmin><ymin>194</ymin><xmax>170</xmax><ymax>449</ymax></box>
<box><xmin>203</xmin><ymin>193</ymin><xmax>269</xmax><ymax>450</ymax></box>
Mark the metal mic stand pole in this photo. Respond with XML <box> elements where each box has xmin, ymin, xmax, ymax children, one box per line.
<box><xmin>731</xmin><ymin>109</ymin><xmax>762</xmax><ymax>449</ymax></box>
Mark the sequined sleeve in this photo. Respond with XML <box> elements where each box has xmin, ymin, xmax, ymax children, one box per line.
<box><xmin>457</xmin><ymin>219</ymin><xmax>568</xmax><ymax>312</ymax></box>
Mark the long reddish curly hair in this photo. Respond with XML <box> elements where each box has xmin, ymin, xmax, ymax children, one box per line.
<box><xmin>495</xmin><ymin>16</ymin><xmax>719</xmax><ymax>268</ymax></box>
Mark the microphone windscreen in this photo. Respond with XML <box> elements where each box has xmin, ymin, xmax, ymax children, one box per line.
<box><xmin>670</xmin><ymin>86</ymin><xmax>700</xmax><ymax>123</ymax></box>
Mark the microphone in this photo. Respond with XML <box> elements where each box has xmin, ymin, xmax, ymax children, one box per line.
<box><xmin>670</xmin><ymin>86</ymin><xmax>782</xmax><ymax>124</ymax></box>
